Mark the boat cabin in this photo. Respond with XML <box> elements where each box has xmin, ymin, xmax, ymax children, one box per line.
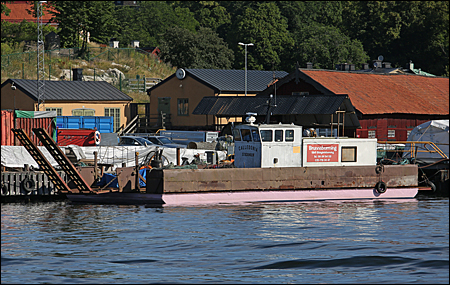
<box><xmin>233</xmin><ymin>116</ymin><xmax>377</xmax><ymax>168</ymax></box>
<box><xmin>233</xmin><ymin>120</ymin><xmax>303</xmax><ymax>168</ymax></box>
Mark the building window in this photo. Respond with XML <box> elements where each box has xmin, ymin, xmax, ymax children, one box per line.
<box><xmin>72</xmin><ymin>108</ymin><xmax>95</xmax><ymax>116</ymax></box>
<box><xmin>177</xmin><ymin>98</ymin><xmax>188</xmax><ymax>116</ymax></box>
<box><xmin>292</xmin><ymin>92</ymin><xmax>309</xmax><ymax>96</ymax></box>
<box><xmin>388</xmin><ymin>130</ymin><xmax>396</xmax><ymax>138</ymax></box>
<box><xmin>105</xmin><ymin>107</ymin><xmax>121</xmax><ymax>132</ymax></box>
<box><xmin>46</xmin><ymin>107</ymin><xmax>62</xmax><ymax>116</ymax></box>
<box><xmin>341</xmin><ymin>147</ymin><xmax>357</xmax><ymax>162</ymax></box>
<box><xmin>285</xmin><ymin>130</ymin><xmax>294</xmax><ymax>142</ymax></box>
<box><xmin>368</xmin><ymin>130</ymin><xmax>376</xmax><ymax>138</ymax></box>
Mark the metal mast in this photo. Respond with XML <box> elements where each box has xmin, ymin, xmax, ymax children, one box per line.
<box><xmin>37</xmin><ymin>1</ymin><xmax>46</xmax><ymax>110</ymax></box>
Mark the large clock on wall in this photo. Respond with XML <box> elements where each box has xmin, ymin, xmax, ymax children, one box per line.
<box><xmin>176</xmin><ymin>68</ymin><xmax>186</xmax><ymax>80</ymax></box>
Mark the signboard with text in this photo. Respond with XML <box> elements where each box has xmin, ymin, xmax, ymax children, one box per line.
<box><xmin>306</xmin><ymin>144</ymin><xmax>339</xmax><ymax>162</ymax></box>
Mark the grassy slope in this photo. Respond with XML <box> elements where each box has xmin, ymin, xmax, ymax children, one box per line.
<box><xmin>1</xmin><ymin>41</ymin><xmax>177</xmax><ymax>103</ymax></box>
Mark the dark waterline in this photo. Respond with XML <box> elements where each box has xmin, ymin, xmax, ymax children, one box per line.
<box><xmin>2</xmin><ymin>197</ymin><xmax>448</xmax><ymax>284</ymax></box>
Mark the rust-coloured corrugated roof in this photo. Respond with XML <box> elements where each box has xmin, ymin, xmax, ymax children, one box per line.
<box><xmin>301</xmin><ymin>70</ymin><xmax>449</xmax><ymax>115</ymax></box>
<box><xmin>1</xmin><ymin>1</ymin><xmax>57</xmax><ymax>24</ymax></box>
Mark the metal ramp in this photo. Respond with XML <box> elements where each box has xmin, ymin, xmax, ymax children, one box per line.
<box><xmin>31</xmin><ymin>128</ymin><xmax>93</xmax><ymax>194</ymax></box>
<box><xmin>11</xmin><ymin>128</ymin><xmax>73</xmax><ymax>194</ymax></box>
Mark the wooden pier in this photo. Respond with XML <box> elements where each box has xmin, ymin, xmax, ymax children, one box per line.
<box><xmin>1</xmin><ymin>170</ymin><xmax>68</xmax><ymax>202</ymax></box>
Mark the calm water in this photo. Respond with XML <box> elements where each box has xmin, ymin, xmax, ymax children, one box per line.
<box><xmin>1</xmin><ymin>197</ymin><xmax>448</xmax><ymax>284</ymax></box>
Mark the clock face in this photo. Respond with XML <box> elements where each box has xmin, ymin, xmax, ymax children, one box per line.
<box><xmin>176</xmin><ymin>68</ymin><xmax>185</xmax><ymax>80</ymax></box>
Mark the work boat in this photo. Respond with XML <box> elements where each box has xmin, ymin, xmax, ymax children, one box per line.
<box><xmin>66</xmin><ymin>115</ymin><xmax>420</xmax><ymax>206</ymax></box>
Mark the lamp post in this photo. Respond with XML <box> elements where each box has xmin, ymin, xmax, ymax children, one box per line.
<box><xmin>238</xmin><ymin>42</ymin><xmax>254</xmax><ymax>96</ymax></box>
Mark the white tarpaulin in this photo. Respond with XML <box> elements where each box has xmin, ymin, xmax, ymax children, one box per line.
<box><xmin>1</xmin><ymin>145</ymin><xmax>60</xmax><ymax>169</ymax></box>
<box><xmin>402</xmin><ymin>120</ymin><xmax>449</xmax><ymax>164</ymax></box>
<box><xmin>1</xmin><ymin>145</ymin><xmax>227</xmax><ymax>171</ymax></box>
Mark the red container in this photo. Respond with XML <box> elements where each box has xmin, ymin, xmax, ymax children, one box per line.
<box><xmin>1</xmin><ymin>110</ymin><xmax>56</xmax><ymax>146</ymax></box>
<box><xmin>57</xmin><ymin>128</ymin><xmax>101</xmax><ymax>146</ymax></box>
<box><xmin>1</xmin><ymin>110</ymin><xmax>14</xmax><ymax>146</ymax></box>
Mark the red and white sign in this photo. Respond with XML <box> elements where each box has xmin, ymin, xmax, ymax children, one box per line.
<box><xmin>307</xmin><ymin>144</ymin><xmax>339</xmax><ymax>162</ymax></box>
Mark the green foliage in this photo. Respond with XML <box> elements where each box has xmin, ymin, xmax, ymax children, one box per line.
<box><xmin>1</xmin><ymin>1</ymin><xmax>11</xmax><ymax>16</ymax></box>
<box><xmin>159</xmin><ymin>26</ymin><xmax>234</xmax><ymax>69</ymax></box>
<box><xmin>1</xmin><ymin>20</ymin><xmax>57</xmax><ymax>46</ymax></box>
<box><xmin>114</xmin><ymin>1</ymin><xmax>199</xmax><ymax>48</ymax></box>
<box><xmin>290</xmin><ymin>22</ymin><xmax>369</xmax><ymax>70</ymax></box>
<box><xmin>2</xmin><ymin>1</ymin><xmax>448</xmax><ymax>76</ymax></box>
<box><xmin>341</xmin><ymin>1</ymin><xmax>449</xmax><ymax>76</ymax></box>
<box><xmin>48</xmin><ymin>1</ymin><xmax>118</xmax><ymax>58</ymax></box>
<box><xmin>232</xmin><ymin>2</ymin><xmax>294</xmax><ymax>71</ymax></box>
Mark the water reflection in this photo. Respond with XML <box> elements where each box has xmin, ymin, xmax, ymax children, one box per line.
<box><xmin>1</xmin><ymin>198</ymin><xmax>447</xmax><ymax>284</ymax></box>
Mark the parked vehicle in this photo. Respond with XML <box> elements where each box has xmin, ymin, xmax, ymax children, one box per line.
<box><xmin>143</xmin><ymin>135</ymin><xmax>187</xmax><ymax>148</ymax></box>
<box><xmin>118</xmin><ymin>136</ymin><xmax>155</xmax><ymax>147</ymax></box>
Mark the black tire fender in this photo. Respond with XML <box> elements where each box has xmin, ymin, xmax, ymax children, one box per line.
<box><xmin>427</xmin><ymin>181</ymin><xmax>436</xmax><ymax>192</ymax></box>
<box><xmin>1</xmin><ymin>183</ymin><xmax>8</xmax><ymax>195</ymax></box>
<box><xmin>375</xmin><ymin>181</ymin><xmax>387</xmax><ymax>194</ymax></box>
<box><xmin>375</xmin><ymin>165</ymin><xmax>383</xmax><ymax>174</ymax></box>
<box><xmin>22</xmin><ymin>176</ymin><xmax>36</xmax><ymax>192</ymax></box>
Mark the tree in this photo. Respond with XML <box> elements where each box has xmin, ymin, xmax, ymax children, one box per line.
<box><xmin>289</xmin><ymin>22</ymin><xmax>369</xmax><ymax>70</ymax></box>
<box><xmin>1</xmin><ymin>0</ymin><xmax>11</xmax><ymax>16</ymax></box>
<box><xmin>231</xmin><ymin>2</ymin><xmax>294</xmax><ymax>71</ymax></box>
<box><xmin>1</xmin><ymin>20</ymin><xmax>57</xmax><ymax>46</ymax></box>
<box><xmin>172</xmin><ymin>1</ymin><xmax>231</xmax><ymax>38</ymax></box>
<box><xmin>114</xmin><ymin>1</ymin><xmax>199</xmax><ymax>48</ymax></box>
<box><xmin>341</xmin><ymin>1</ymin><xmax>449</xmax><ymax>76</ymax></box>
<box><xmin>159</xmin><ymin>26</ymin><xmax>234</xmax><ymax>69</ymax></box>
<box><xmin>49</xmin><ymin>1</ymin><xmax>118</xmax><ymax>57</ymax></box>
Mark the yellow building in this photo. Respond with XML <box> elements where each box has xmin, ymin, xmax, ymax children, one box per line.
<box><xmin>146</xmin><ymin>68</ymin><xmax>288</xmax><ymax>131</ymax></box>
<box><xmin>1</xmin><ymin>79</ymin><xmax>133</xmax><ymax>132</ymax></box>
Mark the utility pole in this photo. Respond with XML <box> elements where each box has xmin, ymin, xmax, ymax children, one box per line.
<box><xmin>238</xmin><ymin>42</ymin><xmax>254</xmax><ymax>96</ymax></box>
<box><xmin>37</xmin><ymin>1</ymin><xmax>46</xmax><ymax>111</ymax></box>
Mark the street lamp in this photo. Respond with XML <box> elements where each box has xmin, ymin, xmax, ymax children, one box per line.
<box><xmin>238</xmin><ymin>42</ymin><xmax>254</xmax><ymax>96</ymax></box>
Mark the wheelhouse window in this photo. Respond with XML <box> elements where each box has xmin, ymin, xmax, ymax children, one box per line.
<box><xmin>368</xmin><ymin>130</ymin><xmax>376</xmax><ymax>138</ymax></box>
<box><xmin>341</xmin><ymin>147</ymin><xmax>357</xmax><ymax>162</ymax></box>
<box><xmin>177</xmin><ymin>98</ymin><xmax>188</xmax><ymax>116</ymax></box>
<box><xmin>285</xmin><ymin>130</ymin><xmax>294</xmax><ymax>142</ymax></box>
<box><xmin>233</xmin><ymin>129</ymin><xmax>242</xmax><ymax>141</ymax></box>
<box><xmin>251</xmin><ymin>129</ymin><xmax>260</xmax><ymax>142</ymax></box>
<box><xmin>275</xmin><ymin>130</ymin><xmax>283</xmax><ymax>142</ymax></box>
<box><xmin>241</xmin><ymin>129</ymin><xmax>252</xmax><ymax>142</ymax></box>
<box><xmin>260</xmin><ymin>130</ymin><xmax>272</xmax><ymax>142</ymax></box>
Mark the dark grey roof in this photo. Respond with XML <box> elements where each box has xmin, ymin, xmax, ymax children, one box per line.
<box><xmin>147</xmin><ymin>69</ymin><xmax>289</xmax><ymax>94</ymax></box>
<box><xmin>3</xmin><ymin>79</ymin><xmax>133</xmax><ymax>101</ymax></box>
<box><xmin>185</xmin><ymin>69</ymin><xmax>288</xmax><ymax>92</ymax></box>
<box><xmin>193</xmin><ymin>94</ymin><xmax>353</xmax><ymax>116</ymax></box>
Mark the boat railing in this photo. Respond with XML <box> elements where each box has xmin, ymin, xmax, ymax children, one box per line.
<box><xmin>377</xmin><ymin>141</ymin><xmax>448</xmax><ymax>160</ymax></box>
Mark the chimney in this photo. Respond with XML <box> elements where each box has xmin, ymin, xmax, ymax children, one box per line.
<box><xmin>372</xmin><ymin>60</ymin><xmax>382</xmax><ymax>68</ymax></box>
<box><xmin>350</xmin><ymin>64</ymin><xmax>355</xmax><ymax>71</ymax></box>
<box><xmin>306</xmin><ymin>62</ymin><xmax>313</xmax><ymax>69</ymax></box>
<box><xmin>131</xmin><ymin>40</ymin><xmax>139</xmax><ymax>48</ymax></box>
<box><xmin>362</xmin><ymin>63</ymin><xmax>369</xmax><ymax>70</ymax></box>
<box><xmin>382</xmin><ymin>62</ymin><xmax>391</xmax><ymax>68</ymax></box>
<box><xmin>109</xmin><ymin>39</ymin><xmax>119</xmax><ymax>48</ymax></box>
<box><xmin>72</xmin><ymin>68</ymin><xmax>83</xmax><ymax>81</ymax></box>
<box><xmin>406</xmin><ymin>60</ymin><xmax>414</xmax><ymax>70</ymax></box>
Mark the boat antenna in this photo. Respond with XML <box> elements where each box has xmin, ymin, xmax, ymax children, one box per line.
<box><xmin>264</xmin><ymin>94</ymin><xmax>276</xmax><ymax>124</ymax></box>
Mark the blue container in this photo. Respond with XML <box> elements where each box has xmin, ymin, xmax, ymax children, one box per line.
<box><xmin>56</xmin><ymin>116</ymin><xmax>113</xmax><ymax>133</ymax></box>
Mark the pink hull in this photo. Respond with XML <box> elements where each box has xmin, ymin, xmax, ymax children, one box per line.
<box><xmin>67</xmin><ymin>187</ymin><xmax>419</xmax><ymax>206</ymax></box>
